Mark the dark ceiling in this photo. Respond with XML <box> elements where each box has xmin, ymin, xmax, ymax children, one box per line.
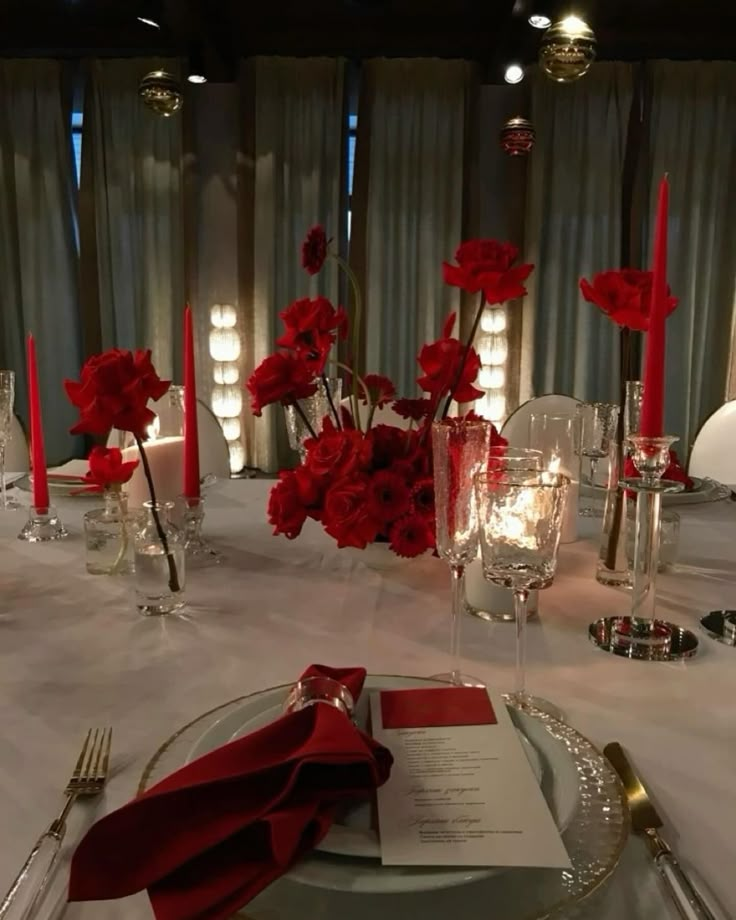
<box><xmin>1</xmin><ymin>0</ymin><xmax>735</xmax><ymax>82</ymax></box>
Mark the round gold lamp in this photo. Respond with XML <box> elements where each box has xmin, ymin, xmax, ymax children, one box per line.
<box><xmin>138</xmin><ymin>70</ymin><xmax>184</xmax><ymax>117</ymax></box>
<box><xmin>539</xmin><ymin>14</ymin><xmax>596</xmax><ymax>83</ymax></box>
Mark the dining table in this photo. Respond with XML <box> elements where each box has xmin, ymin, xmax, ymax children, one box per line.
<box><xmin>0</xmin><ymin>477</ymin><xmax>733</xmax><ymax>920</ymax></box>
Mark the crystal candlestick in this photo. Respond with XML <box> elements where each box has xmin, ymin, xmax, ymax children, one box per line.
<box><xmin>18</xmin><ymin>505</ymin><xmax>67</xmax><ymax>542</ymax></box>
<box><xmin>589</xmin><ymin>435</ymin><xmax>699</xmax><ymax>661</ymax></box>
<box><xmin>178</xmin><ymin>495</ymin><xmax>222</xmax><ymax>565</ymax></box>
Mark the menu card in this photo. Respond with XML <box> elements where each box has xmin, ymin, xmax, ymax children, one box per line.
<box><xmin>370</xmin><ymin>687</ymin><xmax>570</xmax><ymax>868</ymax></box>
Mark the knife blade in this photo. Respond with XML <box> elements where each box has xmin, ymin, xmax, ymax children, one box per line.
<box><xmin>604</xmin><ymin>742</ymin><xmax>717</xmax><ymax>920</ymax></box>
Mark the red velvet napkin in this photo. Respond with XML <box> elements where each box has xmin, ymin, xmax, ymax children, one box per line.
<box><xmin>69</xmin><ymin>665</ymin><xmax>392</xmax><ymax>920</ymax></box>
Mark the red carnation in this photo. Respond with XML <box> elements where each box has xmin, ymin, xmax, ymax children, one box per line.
<box><xmin>392</xmin><ymin>397</ymin><xmax>433</xmax><ymax>422</ymax></box>
<box><xmin>389</xmin><ymin>513</ymin><xmax>434</xmax><ymax>558</ymax></box>
<box><xmin>443</xmin><ymin>238</ymin><xmax>534</xmax><ymax>305</ymax></box>
<box><xmin>81</xmin><ymin>446</ymin><xmax>138</xmax><ymax>493</ymax></box>
<box><xmin>301</xmin><ymin>225</ymin><xmax>329</xmax><ymax>275</ymax></box>
<box><xmin>247</xmin><ymin>353</ymin><xmax>318</xmax><ymax>417</ymax></box>
<box><xmin>579</xmin><ymin>270</ymin><xmax>678</xmax><ymax>331</ymax></box>
<box><xmin>322</xmin><ymin>477</ymin><xmax>380</xmax><ymax>549</ymax></box>
<box><xmin>65</xmin><ymin>348</ymin><xmax>170</xmax><ymax>439</ymax></box>
<box><xmin>304</xmin><ymin>419</ymin><xmax>371</xmax><ymax>479</ymax></box>
<box><xmin>276</xmin><ymin>296</ymin><xmax>348</xmax><ymax>373</ymax></box>
<box><xmin>367</xmin><ymin>470</ymin><xmax>412</xmax><ymax>523</ymax></box>
<box><xmin>360</xmin><ymin>374</ymin><xmax>396</xmax><ymax>408</ymax></box>
<box><xmin>411</xmin><ymin>477</ymin><xmax>435</xmax><ymax>520</ymax></box>
<box><xmin>417</xmin><ymin>313</ymin><xmax>483</xmax><ymax>404</ymax></box>
<box><xmin>268</xmin><ymin>470</ymin><xmax>312</xmax><ymax>539</ymax></box>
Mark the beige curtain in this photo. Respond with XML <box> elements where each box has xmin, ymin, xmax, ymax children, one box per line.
<box><xmin>0</xmin><ymin>59</ymin><xmax>83</xmax><ymax>462</ymax></box>
<box><xmin>239</xmin><ymin>57</ymin><xmax>345</xmax><ymax>473</ymax></box>
<box><xmin>351</xmin><ymin>59</ymin><xmax>475</xmax><ymax>397</ymax></box>
<box><xmin>81</xmin><ymin>58</ymin><xmax>185</xmax><ymax>381</ymax></box>
<box><xmin>646</xmin><ymin>61</ymin><xmax>736</xmax><ymax>451</ymax></box>
<box><xmin>522</xmin><ymin>63</ymin><xmax>634</xmax><ymax>403</ymax></box>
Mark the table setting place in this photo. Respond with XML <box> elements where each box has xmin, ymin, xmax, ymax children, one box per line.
<box><xmin>0</xmin><ymin>190</ymin><xmax>734</xmax><ymax>920</ymax></box>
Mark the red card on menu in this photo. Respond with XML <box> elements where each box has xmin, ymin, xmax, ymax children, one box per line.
<box><xmin>380</xmin><ymin>687</ymin><xmax>497</xmax><ymax>729</ymax></box>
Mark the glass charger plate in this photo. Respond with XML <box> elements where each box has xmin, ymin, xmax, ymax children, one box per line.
<box><xmin>583</xmin><ymin>476</ymin><xmax>730</xmax><ymax>506</ymax></box>
<box><xmin>139</xmin><ymin>677</ymin><xmax>629</xmax><ymax>920</ymax></box>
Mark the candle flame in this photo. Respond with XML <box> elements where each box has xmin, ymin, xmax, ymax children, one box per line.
<box><xmin>146</xmin><ymin>414</ymin><xmax>161</xmax><ymax>441</ymax></box>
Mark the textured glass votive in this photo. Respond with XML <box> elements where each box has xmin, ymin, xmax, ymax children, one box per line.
<box><xmin>283</xmin><ymin>677</ymin><xmax>354</xmax><ymax>717</ymax></box>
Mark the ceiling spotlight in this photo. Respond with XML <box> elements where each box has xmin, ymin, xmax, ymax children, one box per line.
<box><xmin>137</xmin><ymin>16</ymin><xmax>160</xmax><ymax>28</ymax></box>
<box><xmin>504</xmin><ymin>63</ymin><xmax>525</xmax><ymax>85</ymax></box>
<box><xmin>187</xmin><ymin>43</ymin><xmax>208</xmax><ymax>84</ymax></box>
<box><xmin>136</xmin><ymin>1</ymin><xmax>162</xmax><ymax>30</ymax></box>
<box><xmin>528</xmin><ymin>13</ymin><xmax>552</xmax><ymax>28</ymax></box>
<box><xmin>539</xmin><ymin>14</ymin><xmax>597</xmax><ymax>82</ymax></box>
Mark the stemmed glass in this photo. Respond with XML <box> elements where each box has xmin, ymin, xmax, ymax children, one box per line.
<box><xmin>576</xmin><ymin>402</ymin><xmax>620</xmax><ymax>517</ymax></box>
<box><xmin>431</xmin><ymin>418</ymin><xmax>491</xmax><ymax>686</ymax></box>
<box><xmin>474</xmin><ymin>471</ymin><xmax>568</xmax><ymax>712</ymax></box>
<box><xmin>0</xmin><ymin>371</ymin><xmax>19</xmax><ymax>510</ymax></box>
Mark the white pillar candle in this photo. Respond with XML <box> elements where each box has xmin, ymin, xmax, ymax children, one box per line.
<box><xmin>122</xmin><ymin>437</ymin><xmax>185</xmax><ymax>509</ymax></box>
<box><xmin>465</xmin><ymin>559</ymin><xmax>538</xmax><ymax>619</ymax></box>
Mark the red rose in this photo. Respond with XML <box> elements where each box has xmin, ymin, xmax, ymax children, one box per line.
<box><xmin>392</xmin><ymin>397</ymin><xmax>433</xmax><ymax>422</ymax></box>
<box><xmin>64</xmin><ymin>348</ymin><xmax>171</xmax><ymax>438</ymax></box>
<box><xmin>81</xmin><ymin>447</ymin><xmax>138</xmax><ymax>492</ymax></box>
<box><xmin>359</xmin><ymin>374</ymin><xmax>396</xmax><ymax>408</ymax></box>
<box><xmin>322</xmin><ymin>477</ymin><xmax>380</xmax><ymax>549</ymax></box>
<box><xmin>367</xmin><ymin>470</ymin><xmax>412</xmax><ymax>524</ymax></box>
<box><xmin>276</xmin><ymin>296</ymin><xmax>348</xmax><ymax>373</ymax></box>
<box><xmin>301</xmin><ymin>225</ymin><xmax>329</xmax><ymax>275</ymax></box>
<box><xmin>417</xmin><ymin>313</ymin><xmax>483</xmax><ymax>404</ymax></box>
<box><xmin>443</xmin><ymin>238</ymin><xmax>534</xmax><ymax>305</ymax></box>
<box><xmin>579</xmin><ymin>270</ymin><xmax>678</xmax><ymax>331</ymax></box>
<box><xmin>389</xmin><ymin>512</ymin><xmax>434</xmax><ymax>558</ymax></box>
<box><xmin>304</xmin><ymin>420</ymin><xmax>371</xmax><ymax>479</ymax></box>
<box><xmin>247</xmin><ymin>353</ymin><xmax>318</xmax><ymax>417</ymax></box>
<box><xmin>268</xmin><ymin>470</ymin><xmax>312</xmax><ymax>539</ymax></box>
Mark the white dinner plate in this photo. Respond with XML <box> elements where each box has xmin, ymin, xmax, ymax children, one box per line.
<box><xmin>185</xmin><ymin>676</ymin><xmax>580</xmax><ymax>894</ymax></box>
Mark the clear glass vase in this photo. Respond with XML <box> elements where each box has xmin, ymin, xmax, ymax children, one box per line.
<box><xmin>284</xmin><ymin>377</ymin><xmax>342</xmax><ymax>463</ymax></box>
<box><xmin>134</xmin><ymin>501</ymin><xmax>186</xmax><ymax>615</ymax></box>
<box><xmin>84</xmin><ymin>490</ymin><xmax>136</xmax><ymax>576</ymax></box>
<box><xmin>596</xmin><ymin>442</ymin><xmax>632</xmax><ymax>588</ymax></box>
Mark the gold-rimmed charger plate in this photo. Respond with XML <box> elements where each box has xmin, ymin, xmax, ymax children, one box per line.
<box><xmin>139</xmin><ymin>677</ymin><xmax>629</xmax><ymax>919</ymax></box>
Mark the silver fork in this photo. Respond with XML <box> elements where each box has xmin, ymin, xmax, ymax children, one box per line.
<box><xmin>0</xmin><ymin>728</ymin><xmax>112</xmax><ymax>920</ymax></box>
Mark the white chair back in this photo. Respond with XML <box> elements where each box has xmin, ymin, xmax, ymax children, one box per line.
<box><xmin>5</xmin><ymin>414</ymin><xmax>29</xmax><ymax>472</ymax></box>
<box><xmin>688</xmin><ymin>400</ymin><xmax>736</xmax><ymax>484</ymax></box>
<box><xmin>501</xmin><ymin>394</ymin><xmax>580</xmax><ymax>448</ymax></box>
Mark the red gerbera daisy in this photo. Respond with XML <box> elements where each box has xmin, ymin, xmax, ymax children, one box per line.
<box><xmin>367</xmin><ymin>470</ymin><xmax>412</xmax><ymax>523</ymax></box>
<box><xmin>392</xmin><ymin>397</ymin><xmax>433</xmax><ymax>422</ymax></box>
<box><xmin>411</xmin><ymin>477</ymin><xmax>435</xmax><ymax>520</ymax></box>
<box><xmin>389</xmin><ymin>513</ymin><xmax>433</xmax><ymax>558</ymax></box>
<box><xmin>360</xmin><ymin>374</ymin><xmax>396</xmax><ymax>407</ymax></box>
<box><xmin>301</xmin><ymin>225</ymin><xmax>329</xmax><ymax>275</ymax></box>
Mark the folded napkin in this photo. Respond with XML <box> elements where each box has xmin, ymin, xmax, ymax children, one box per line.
<box><xmin>69</xmin><ymin>665</ymin><xmax>392</xmax><ymax>920</ymax></box>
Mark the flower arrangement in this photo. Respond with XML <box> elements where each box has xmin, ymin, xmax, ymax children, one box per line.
<box><xmin>65</xmin><ymin>349</ymin><xmax>181</xmax><ymax>590</ymax></box>
<box><xmin>77</xmin><ymin>446</ymin><xmax>139</xmax><ymax>495</ymax></box>
<box><xmin>248</xmin><ymin>228</ymin><xmax>530</xmax><ymax>557</ymax></box>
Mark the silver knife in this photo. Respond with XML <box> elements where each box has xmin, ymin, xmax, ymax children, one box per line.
<box><xmin>604</xmin><ymin>742</ymin><xmax>717</xmax><ymax>920</ymax></box>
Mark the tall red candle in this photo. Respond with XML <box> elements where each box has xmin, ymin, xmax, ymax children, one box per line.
<box><xmin>640</xmin><ymin>175</ymin><xmax>669</xmax><ymax>438</ymax></box>
<box><xmin>26</xmin><ymin>334</ymin><xmax>50</xmax><ymax>508</ymax></box>
<box><xmin>183</xmin><ymin>305</ymin><xmax>201</xmax><ymax>499</ymax></box>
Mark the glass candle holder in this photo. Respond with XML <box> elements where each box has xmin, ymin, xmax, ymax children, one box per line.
<box><xmin>134</xmin><ymin>501</ymin><xmax>186</xmax><ymax>616</ymax></box>
<box><xmin>18</xmin><ymin>505</ymin><xmax>67</xmax><ymax>542</ymax></box>
<box><xmin>283</xmin><ymin>676</ymin><xmax>355</xmax><ymax>718</ymax></box>
<box><xmin>627</xmin><ymin>509</ymin><xmax>680</xmax><ymax>572</ymax></box>
<box><xmin>177</xmin><ymin>495</ymin><xmax>222</xmax><ymax>565</ymax></box>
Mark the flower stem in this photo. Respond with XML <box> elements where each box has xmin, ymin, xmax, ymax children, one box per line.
<box><xmin>134</xmin><ymin>435</ymin><xmax>180</xmax><ymax>593</ymax></box>
<box><xmin>604</xmin><ymin>327</ymin><xmax>632</xmax><ymax>570</ymax></box>
<box><xmin>293</xmin><ymin>401</ymin><xmax>318</xmax><ymax>440</ymax></box>
<box><xmin>334</xmin><ymin>361</ymin><xmax>372</xmax><ymax>429</ymax></box>
<box><xmin>332</xmin><ymin>254</ymin><xmax>363</xmax><ymax>431</ymax></box>
<box><xmin>321</xmin><ymin>373</ymin><xmax>342</xmax><ymax>430</ymax></box>
<box><xmin>441</xmin><ymin>291</ymin><xmax>486</xmax><ymax>419</ymax></box>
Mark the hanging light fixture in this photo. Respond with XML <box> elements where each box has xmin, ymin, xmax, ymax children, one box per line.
<box><xmin>504</xmin><ymin>63</ymin><xmax>525</xmax><ymax>85</ymax></box>
<box><xmin>500</xmin><ymin>117</ymin><xmax>536</xmax><ymax>156</ymax></box>
<box><xmin>138</xmin><ymin>70</ymin><xmax>184</xmax><ymax>116</ymax></box>
<box><xmin>539</xmin><ymin>14</ymin><xmax>597</xmax><ymax>82</ymax></box>
<box><xmin>528</xmin><ymin>13</ymin><xmax>551</xmax><ymax>28</ymax></box>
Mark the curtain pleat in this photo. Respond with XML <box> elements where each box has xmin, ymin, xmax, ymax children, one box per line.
<box><xmin>0</xmin><ymin>59</ymin><xmax>83</xmax><ymax>462</ymax></box>
<box><xmin>350</xmin><ymin>59</ymin><xmax>474</xmax><ymax>397</ymax></box>
<box><xmin>239</xmin><ymin>57</ymin><xmax>345</xmax><ymax>473</ymax></box>
<box><xmin>523</xmin><ymin>63</ymin><xmax>634</xmax><ymax>403</ymax></box>
<box><xmin>645</xmin><ymin>61</ymin><xmax>736</xmax><ymax>451</ymax></box>
<box><xmin>81</xmin><ymin>58</ymin><xmax>185</xmax><ymax>382</ymax></box>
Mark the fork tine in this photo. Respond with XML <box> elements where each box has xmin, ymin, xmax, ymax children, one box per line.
<box><xmin>81</xmin><ymin>729</ymin><xmax>99</xmax><ymax>783</ymax></box>
<box><xmin>97</xmin><ymin>728</ymin><xmax>112</xmax><ymax>781</ymax></box>
<box><xmin>71</xmin><ymin>729</ymin><xmax>93</xmax><ymax>781</ymax></box>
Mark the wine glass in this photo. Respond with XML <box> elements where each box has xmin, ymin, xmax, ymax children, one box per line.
<box><xmin>0</xmin><ymin>371</ymin><xmax>19</xmax><ymax>510</ymax></box>
<box><xmin>576</xmin><ymin>402</ymin><xmax>620</xmax><ymax>517</ymax></box>
<box><xmin>474</xmin><ymin>471</ymin><xmax>568</xmax><ymax>712</ymax></box>
<box><xmin>431</xmin><ymin>418</ymin><xmax>491</xmax><ymax>686</ymax></box>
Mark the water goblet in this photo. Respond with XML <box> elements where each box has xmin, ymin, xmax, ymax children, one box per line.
<box><xmin>0</xmin><ymin>371</ymin><xmax>20</xmax><ymax>510</ymax></box>
<box><xmin>576</xmin><ymin>402</ymin><xmax>620</xmax><ymax>517</ymax></box>
<box><xmin>475</xmin><ymin>471</ymin><xmax>569</xmax><ymax>713</ymax></box>
<box><xmin>431</xmin><ymin>418</ymin><xmax>492</xmax><ymax>686</ymax></box>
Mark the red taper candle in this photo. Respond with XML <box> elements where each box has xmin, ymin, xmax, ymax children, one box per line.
<box><xmin>183</xmin><ymin>305</ymin><xmax>201</xmax><ymax>499</ymax></box>
<box><xmin>26</xmin><ymin>334</ymin><xmax>50</xmax><ymax>508</ymax></box>
<box><xmin>640</xmin><ymin>175</ymin><xmax>669</xmax><ymax>438</ymax></box>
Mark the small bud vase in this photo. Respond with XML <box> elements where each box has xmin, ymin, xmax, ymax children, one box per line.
<box><xmin>134</xmin><ymin>501</ymin><xmax>186</xmax><ymax>615</ymax></box>
<box><xmin>84</xmin><ymin>489</ymin><xmax>136</xmax><ymax>576</ymax></box>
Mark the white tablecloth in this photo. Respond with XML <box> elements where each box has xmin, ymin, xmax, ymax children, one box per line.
<box><xmin>0</xmin><ymin>480</ymin><xmax>733</xmax><ymax>920</ymax></box>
